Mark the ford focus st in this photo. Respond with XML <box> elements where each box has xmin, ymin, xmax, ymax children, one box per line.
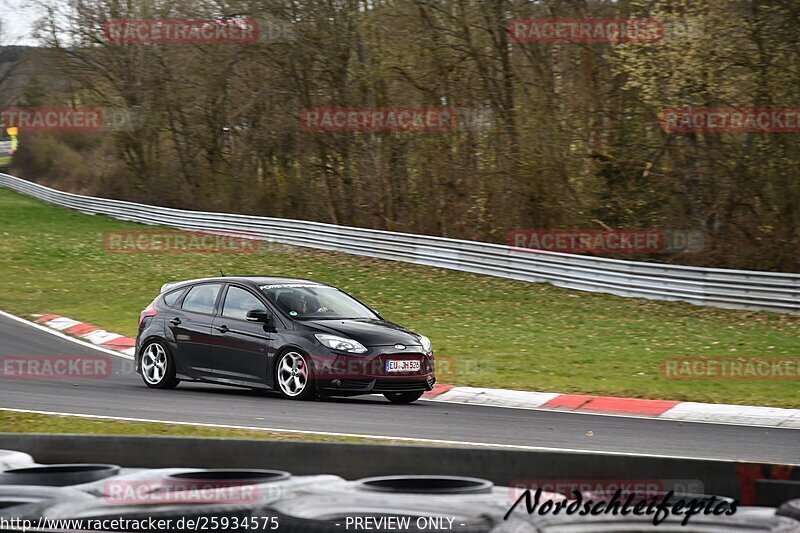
<box><xmin>134</xmin><ymin>277</ymin><xmax>435</xmax><ymax>403</ymax></box>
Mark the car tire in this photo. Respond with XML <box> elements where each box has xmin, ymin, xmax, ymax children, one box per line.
<box><xmin>0</xmin><ymin>464</ymin><xmax>120</xmax><ymax>486</ymax></box>
<box><xmin>275</xmin><ymin>351</ymin><xmax>316</xmax><ymax>400</ymax></box>
<box><xmin>383</xmin><ymin>391</ymin><xmax>424</xmax><ymax>404</ymax></box>
<box><xmin>140</xmin><ymin>340</ymin><xmax>180</xmax><ymax>389</ymax></box>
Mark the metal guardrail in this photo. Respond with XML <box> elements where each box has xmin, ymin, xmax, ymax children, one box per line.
<box><xmin>1</xmin><ymin>173</ymin><xmax>798</xmax><ymax>314</ymax></box>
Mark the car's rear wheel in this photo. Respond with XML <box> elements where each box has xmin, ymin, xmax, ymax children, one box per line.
<box><xmin>383</xmin><ymin>391</ymin><xmax>424</xmax><ymax>404</ymax></box>
<box><xmin>140</xmin><ymin>340</ymin><xmax>179</xmax><ymax>389</ymax></box>
<box><xmin>276</xmin><ymin>351</ymin><xmax>316</xmax><ymax>400</ymax></box>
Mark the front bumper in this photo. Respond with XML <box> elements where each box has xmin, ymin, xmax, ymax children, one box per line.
<box><xmin>309</xmin><ymin>346</ymin><xmax>435</xmax><ymax>394</ymax></box>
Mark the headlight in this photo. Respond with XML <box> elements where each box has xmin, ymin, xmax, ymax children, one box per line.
<box><xmin>315</xmin><ymin>334</ymin><xmax>367</xmax><ymax>354</ymax></box>
<box><xmin>419</xmin><ymin>334</ymin><xmax>432</xmax><ymax>354</ymax></box>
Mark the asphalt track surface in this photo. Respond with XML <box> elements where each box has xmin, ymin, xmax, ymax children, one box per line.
<box><xmin>0</xmin><ymin>313</ymin><xmax>797</xmax><ymax>464</ymax></box>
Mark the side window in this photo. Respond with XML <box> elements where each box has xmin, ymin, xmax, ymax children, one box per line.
<box><xmin>222</xmin><ymin>286</ymin><xmax>267</xmax><ymax>321</ymax></box>
<box><xmin>162</xmin><ymin>288</ymin><xmax>185</xmax><ymax>307</ymax></box>
<box><xmin>181</xmin><ymin>284</ymin><xmax>222</xmax><ymax>314</ymax></box>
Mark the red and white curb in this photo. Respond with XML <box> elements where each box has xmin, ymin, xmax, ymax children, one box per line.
<box><xmin>31</xmin><ymin>314</ymin><xmax>135</xmax><ymax>357</ymax></box>
<box><xmin>424</xmin><ymin>386</ymin><xmax>800</xmax><ymax>429</ymax></box>
<box><xmin>31</xmin><ymin>313</ymin><xmax>800</xmax><ymax>429</ymax></box>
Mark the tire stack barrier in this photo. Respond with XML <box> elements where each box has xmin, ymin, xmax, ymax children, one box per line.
<box><xmin>0</xmin><ymin>451</ymin><xmax>35</xmax><ymax>470</ymax></box>
<box><xmin>0</xmin><ymin>450</ymin><xmax>798</xmax><ymax>532</ymax></box>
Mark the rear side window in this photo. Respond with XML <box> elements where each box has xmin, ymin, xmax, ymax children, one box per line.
<box><xmin>181</xmin><ymin>284</ymin><xmax>222</xmax><ymax>314</ymax></box>
<box><xmin>162</xmin><ymin>289</ymin><xmax>185</xmax><ymax>307</ymax></box>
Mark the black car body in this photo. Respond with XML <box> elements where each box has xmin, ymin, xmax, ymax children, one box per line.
<box><xmin>134</xmin><ymin>277</ymin><xmax>435</xmax><ymax>403</ymax></box>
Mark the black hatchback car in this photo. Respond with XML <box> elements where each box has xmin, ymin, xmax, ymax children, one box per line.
<box><xmin>135</xmin><ymin>277</ymin><xmax>435</xmax><ymax>403</ymax></box>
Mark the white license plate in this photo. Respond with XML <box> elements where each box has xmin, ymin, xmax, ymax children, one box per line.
<box><xmin>386</xmin><ymin>359</ymin><xmax>421</xmax><ymax>372</ymax></box>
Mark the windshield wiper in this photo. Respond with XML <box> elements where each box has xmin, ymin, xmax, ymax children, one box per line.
<box><xmin>307</xmin><ymin>316</ymin><xmax>373</xmax><ymax>320</ymax></box>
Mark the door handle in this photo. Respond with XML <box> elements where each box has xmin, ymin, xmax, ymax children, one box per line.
<box><xmin>215</xmin><ymin>325</ymin><xmax>229</xmax><ymax>333</ymax></box>
<box><xmin>170</xmin><ymin>317</ymin><xmax>182</xmax><ymax>326</ymax></box>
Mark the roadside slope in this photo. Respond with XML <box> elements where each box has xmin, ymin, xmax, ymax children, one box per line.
<box><xmin>0</xmin><ymin>186</ymin><xmax>798</xmax><ymax>407</ymax></box>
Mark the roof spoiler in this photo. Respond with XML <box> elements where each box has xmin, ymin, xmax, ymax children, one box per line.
<box><xmin>160</xmin><ymin>282</ymin><xmax>179</xmax><ymax>293</ymax></box>
<box><xmin>159</xmin><ymin>278</ymin><xmax>208</xmax><ymax>293</ymax></box>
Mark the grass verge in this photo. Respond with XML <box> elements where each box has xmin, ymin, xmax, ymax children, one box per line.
<box><xmin>0</xmin><ymin>186</ymin><xmax>798</xmax><ymax>407</ymax></box>
<box><xmin>0</xmin><ymin>410</ymin><xmax>418</xmax><ymax>444</ymax></box>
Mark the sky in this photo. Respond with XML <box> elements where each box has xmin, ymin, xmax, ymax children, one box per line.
<box><xmin>0</xmin><ymin>0</ymin><xmax>41</xmax><ymax>46</ymax></box>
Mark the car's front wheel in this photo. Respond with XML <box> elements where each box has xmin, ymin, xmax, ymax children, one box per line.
<box><xmin>383</xmin><ymin>391</ymin><xmax>424</xmax><ymax>404</ymax></box>
<box><xmin>140</xmin><ymin>340</ymin><xmax>180</xmax><ymax>389</ymax></box>
<box><xmin>276</xmin><ymin>351</ymin><xmax>316</xmax><ymax>400</ymax></box>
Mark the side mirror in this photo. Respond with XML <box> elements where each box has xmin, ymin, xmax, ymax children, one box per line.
<box><xmin>246</xmin><ymin>309</ymin><xmax>272</xmax><ymax>323</ymax></box>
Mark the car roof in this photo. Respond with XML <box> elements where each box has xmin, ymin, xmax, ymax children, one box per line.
<box><xmin>160</xmin><ymin>276</ymin><xmax>329</xmax><ymax>293</ymax></box>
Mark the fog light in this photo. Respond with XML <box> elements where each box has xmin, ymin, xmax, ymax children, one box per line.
<box><xmin>332</xmin><ymin>379</ymin><xmax>342</xmax><ymax>388</ymax></box>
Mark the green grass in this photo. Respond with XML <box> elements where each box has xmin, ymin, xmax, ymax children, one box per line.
<box><xmin>0</xmin><ymin>410</ymin><xmax>415</xmax><ymax>444</ymax></box>
<box><xmin>0</xmin><ymin>187</ymin><xmax>798</xmax><ymax>407</ymax></box>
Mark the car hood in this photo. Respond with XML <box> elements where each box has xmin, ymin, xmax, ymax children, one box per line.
<box><xmin>303</xmin><ymin>319</ymin><xmax>423</xmax><ymax>348</ymax></box>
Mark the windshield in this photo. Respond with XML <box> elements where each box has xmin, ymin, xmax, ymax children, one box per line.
<box><xmin>260</xmin><ymin>284</ymin><xmax>377</xmax><ymax>320</ymax></box>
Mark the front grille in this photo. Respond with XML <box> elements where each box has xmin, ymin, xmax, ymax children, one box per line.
<box><xmin>338</xmin><ymin>379</ymin><xmax>372</xmax><ymax>390</ymax></box>
<box><xmin>374</xmin><ymin>380</ymin><xmax>428</xmax><ymax>392</ymax></box>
